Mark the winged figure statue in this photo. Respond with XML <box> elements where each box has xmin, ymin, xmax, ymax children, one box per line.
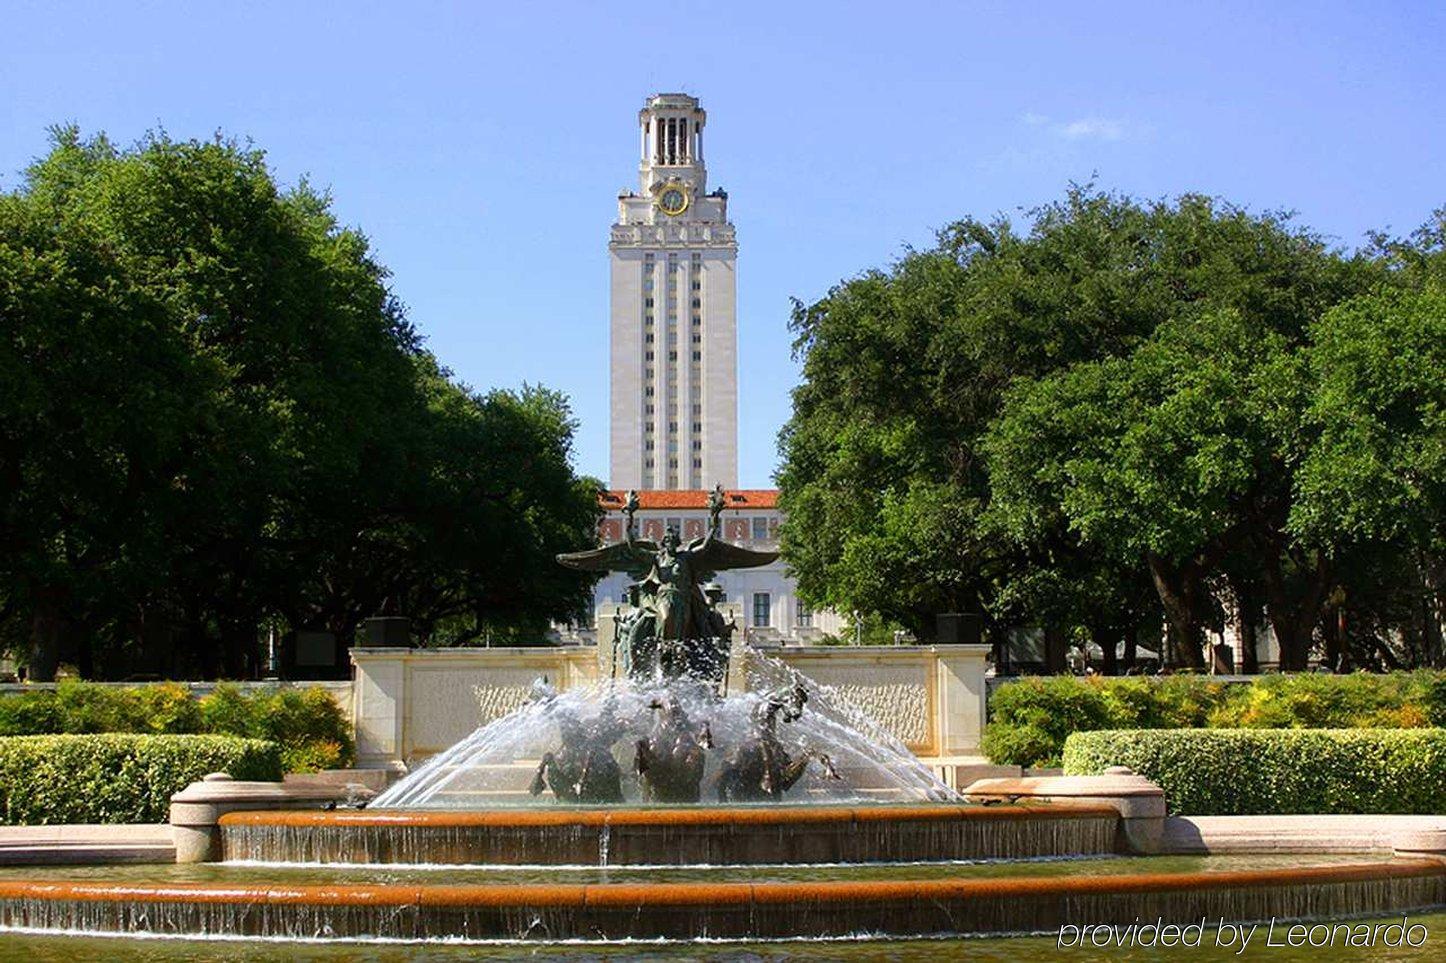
<box><xmin>557</xmin><ymin>486</ymin><xmax>777</xmax><ymax>684</ymax></box>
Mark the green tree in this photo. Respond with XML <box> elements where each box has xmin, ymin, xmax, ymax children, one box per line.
<box><xmin>1</xmin><ymin>127</ymin><xmax>598</xmax><ymax>679</ymax></box>
<box><xmin>779</xmin><ymin>187</ymin><xmax>1366</xmax><ymax>649</ymax></box>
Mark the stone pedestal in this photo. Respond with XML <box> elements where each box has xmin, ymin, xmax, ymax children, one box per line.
<box><xmin>962</xmin><ymin>766</ymin><xmax>1167</xmax><ymax>854</ymax></box>
<box><xmin>169</xmin><ymin>773</ymin><xmax>371</xmax><ymax>863</ymax></box>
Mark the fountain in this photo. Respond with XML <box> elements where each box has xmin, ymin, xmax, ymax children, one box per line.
<box><xmin>1</xmin><ymin>488</ymin><xmax>1443</xmax><ymax>946</ymax></box>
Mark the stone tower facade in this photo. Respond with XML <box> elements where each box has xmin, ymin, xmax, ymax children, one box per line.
<box><xmin>608</xmin><ymin>93</ymin><xmax>738</xmax><ymax>490</ymax></box>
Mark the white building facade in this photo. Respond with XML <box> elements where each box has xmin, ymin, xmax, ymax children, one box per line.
<box><xmin>609</xmin><ymin>93</ymin><xmax>738</xmax><ymax>491</ymax></box>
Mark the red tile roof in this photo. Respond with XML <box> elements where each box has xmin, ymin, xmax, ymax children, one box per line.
<box><xmin>599</xmin><ymin>489</ymin><xmax>779</xmax><ymax>510</ymax></box>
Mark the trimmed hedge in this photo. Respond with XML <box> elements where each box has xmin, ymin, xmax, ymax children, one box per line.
<box><xmin>0</xmin><ymin>734</ymin><xmax>282</xmax><ymax>824</ymax></box>
<box><xmin>0</xmin><ymin>681</ymin><xmax>352</xmax><ymax>773</ymax></box>
<box><xmin>983</xmin><ymin>671</ymin><xmax>1446</xmax><ymax>768</ymax></box>
<box><xmin>1063</xmin><ymin>728</ymin><xmax>1446</xmax><ymax>815</ymax></box>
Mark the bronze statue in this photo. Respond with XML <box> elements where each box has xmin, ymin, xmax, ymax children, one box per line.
<box><xmin>528</xmin><ymin>698</ymin><xmax>626</xmax><ymax>804</ymax></box>
<box><xmin>559</xmin><ymin>486</ymin><xmax>775</xmax><ymax>685</ymax></box>
<box><xmin>716</xmin><ymin>684</ymin><xmax>840</xmax><ymax>802</ymax></box>
<box><xmin>634</xmin><ymin>696</ymin><xmax>714</xmax><ymax>803</ymax></box>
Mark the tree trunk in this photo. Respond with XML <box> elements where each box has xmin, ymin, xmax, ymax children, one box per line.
<box><xmin>1232</xmin><ymin>576</ymin><xmax>1262</xmax><ymax>675</ymax></box>
<box><xmin>1093</xmin><ymin>623</ymin><xmax>1119</xmax><ymax>676</ymax></box>
<box><xmin>26</xmin><ymin>588</ymin><xmax>66</xmax><ymax>683</ymax></box>
<box><xmin>1262</xmin><ymin>547</ymin><xmax>1333</xmax><ymax>672</ymax></box>
<box><xmin>1146</xmin><ymin>554</ymin><xmax>1205</xmax><ymax>670</ymax></box>
<box><xmin>1043</xmin><ymin>624</ymin><xmax>1068</xmax><ymax>674</ymax></box>
<box><xmin>1122</xmin><ymin>624</ymin><xmax>1138</xmax><ymax>672</ymax></box>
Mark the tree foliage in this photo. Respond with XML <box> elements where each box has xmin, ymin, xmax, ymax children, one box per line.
<box><xmin>0</xmin><ymin>128</ymin><xmax>598</xmax><ymax>679</ymax></box>
<box><xmin>780</xmin><ymin>186</ymin><xmax>1442</xmax><ymax>669</ymax></box>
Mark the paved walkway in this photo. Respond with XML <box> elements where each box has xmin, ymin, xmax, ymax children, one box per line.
<box><xmin>0</xmin><ymin>823</ymin><xmax>174</xmax><ymax>865</ymax></box>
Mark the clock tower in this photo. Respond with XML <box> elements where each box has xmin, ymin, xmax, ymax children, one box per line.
<box><xmin>609</xmin><ymin>93</ymin><xmax>738</xmax><ymax>490</ymax></box>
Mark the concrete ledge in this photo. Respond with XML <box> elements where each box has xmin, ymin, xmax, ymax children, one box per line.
<box><xmin>1163</xmin><ymin>814</ymin><xmax>1446</xmax><ymax>858</ymax></box>
<box><xmin>962</xmin><ymin>767</ymin><xmax>1167</xmax><ymax>854</ymax></box>
<box><xmin>0</xmin><ymin>824</ymin><xmax>175</xmax><ymax>866</ymax></box>
<box><xmin>1</xmin><ymin>859</ymin><xmax>1441</xmax><ymax>941</ymax></box>
<box><xmin>170</xmin><ymin>773</ymin><xmax>372</xmax><ymax>863</ymax></box>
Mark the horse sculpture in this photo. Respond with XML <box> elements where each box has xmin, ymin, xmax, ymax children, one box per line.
<box><xmin>716</xmin><ymin>684</ymin><xmax>840</xmax><ymax>802</ymax></box>
<box><xmin>634</xmin><ymin>695</ymin><xmax>713</xmax><ymax>803</ymax></box>
<box><xmin>529</xmin><ymin>699</ymin><xmax>626</xmax><ymax>804</ymax></box>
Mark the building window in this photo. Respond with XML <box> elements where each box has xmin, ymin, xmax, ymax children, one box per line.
<box><xmin>692</xmin><ymin>421</ymin><xmax>702</xmax><ymax>432</ymax></box>
<box><xmin>752</xmin><ymin>517</ymin><xmax>769</xmax><ymax>541</ymax></box>
<box><xmin>645</xmin><ymin>440</ymin><xmax>654</xmax><ymax>451</ymax></box>
<box><xmin>646</xmin><ymin>386</ymin><xmax>654</xmax><ymax>397</ymax></box>
<box><xmin>692</xmin><ymin>457</ymin><xmax>702</xmax><ymax>468</ymax></box>
<box><xmin>669</xmin><ymin>421</ymin><xmax>678</xmax><ymax>432</ymax></box>
<box><xmin>752</xmin><ymin>593</ymin><xmax>771</xmax><ymax>628</ymax></box>
<box><xmin>645</xmin><ymin>368</ymin><xmax>654</xmax><ymax>380</ymax></box>
<box><xmin>691</xmin><ymin>440</ymin><xmax>701</xmax><ymax>450</ymax></box>
<box><xmin>692</xmin><ymin>404</ymin><xmax>702</xmax><ymax>416</ymax></box>
<box><xmin>646</xmin><ymin>458</ymin><xmax>654</xmax><ymax>468</ymax></box>
<box><xmin>691</xmin><ymin>280</ymin><xmax>701</xmax><ymax>291</ymax></box>
<box><xmin>692</xmin><ymin>351</ymin><xmax>701</xmax><ymax>361</ymax></box>
<box><xmin>645</xmin><ymin>350</ymin><xmax>654</xmax><ymax>361</ymax></box>
<box><xmin>692</xmin><ymin>333</ymin><xmax>701</xmax><ymax>343</ymax></box>
<box><xmin>691</xmin><ymin>299</ymin><xmax>701</xmax><ymax>309</ymax></box>
<box><xmin>645</xmin><ymin>333</ymin><xmax>654</xmax><ymax>343</ymax></box>
<box><xmin>692</xmin><ymin>315</ymin><xmax>701</xmax><ymax>326</ymax></box>
<box><xmin>669</xmin><ymin>350</ymin><xmax>677</xmax><ymax>361</ymax></box>
<box><xmin>645</xmin><ymin>315</ymin><xmax>654</xmax><ymax>326</ymax></box>
<box><xmin>797</xmin><ymin>602</ymin><xmax>813</xmax><ymax>628</ymax></box>
<box><xmin>645</xmin><ymin>298</ymin><xmax>654</xmax><ymax>307</ymax></box>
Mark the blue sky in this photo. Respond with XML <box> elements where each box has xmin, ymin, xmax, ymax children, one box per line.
<box><xmin>3</xmin><ymin>1</ymin><xmax>1443</xmax><ymax>486</ymax></box>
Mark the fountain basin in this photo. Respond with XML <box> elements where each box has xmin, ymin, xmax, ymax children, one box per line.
<box><xmin>1</xmin><ymin>859</ymin><xmax>1441</xmax><ymax>942</ymax></box>
<box><xmin>218</xmin><ymin>802</ymin><xmax>1118</xmax><ymax>866</ymax></box>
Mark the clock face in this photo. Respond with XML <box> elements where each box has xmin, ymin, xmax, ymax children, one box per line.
<box><xmin>658</xmin><ymin>186</ymin><xmax>688</xmax><ymax>216</ymax></box>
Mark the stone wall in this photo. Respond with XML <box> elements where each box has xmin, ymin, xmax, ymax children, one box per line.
<box><xmin>350</xmin><ymin>644</ymin><xmax>990</xmax><ymax>769</ymax></box>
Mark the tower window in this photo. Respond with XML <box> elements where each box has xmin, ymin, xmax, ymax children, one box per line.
<box><xmin>645</xmin><ymin>298</ymin><xmax>654</xmax><ymax>307</ymax></box>
<box><xmin>692</xmin><ymin>457</ymin><xmax>702</xmax><ymax>469</ymax></box>
<box><xmin>691</xmin><ymin>281</ymin><xmax>701</xmax><ymax>291</ymax></box>
<box><xmin>645</xmin><ymin>333</ymin><xmax>654</xmax><ymax>343</ymax></box>
<box><xmin>691</xmin><ymin>298</ymin><xmax>701</xmax><ymax>308</ymax></box>
<box><xmin>692</xmin><ymin>351</ymin><xmax>701</xmax><ymax>361</ymax></box>
<box><xmin>692</xmin><ymin>334</ymin><xmax>701</xmax><ymax>343</ymax></box>
<box><xmin>669</xmin><ymin>351</ymin><xmax>677</xmax><ymax>361</ymax></box>
<box><xmin>692</xmin><ymin>422</ymin><xmax>702</xmax><ymax>432</ymax></box>
<box><xmin>645</xmin><ymin>351</ymin><xmax>654</xmax><ymax>361</ymax></box>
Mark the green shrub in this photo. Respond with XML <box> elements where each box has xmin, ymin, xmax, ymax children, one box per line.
<box><xmin>0</xmin><ymin>682</ymin><xmax>352</xmax><ymax>772</ymax></box>
<box><xmin>983</xmin><ymin>676</ymin><xmax>1117</xmax><ymax>767</ymax></box>
<box><xmin>0</xmin><ymin>734</ymin><xmax>282</xmax><ymax>824</ymax></box>
<box><xmin>983</xmin><ymin>671</ymin><xmax>1446</xmax><ymax>768</ymax></box>
<box><xmin>199</xmin><ymin>684</ymin><xmax>354</xmax><ymax>772</ymax></box>
<box><xmin>1063</xmin><ymin>728</ymin><xmax>1446</xmax><ymax>815</ymax></box>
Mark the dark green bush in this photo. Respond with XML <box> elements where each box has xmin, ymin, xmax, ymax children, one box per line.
<box><xmin>0</xmin><ymin>682</ymin><xmax>352</xmax><ymax>772</ymax></box>
<box><xmin>199</xmin><ymin>684</ymin><xmax>353</xmax><ymax>773</ymax></box>
<box><xmin>1063</xmin><ymin>728</ymin><xmax>1446</xmax><ymax>815</ymax></box>
<box><xmin>984</xmin><ymin>671</ymin><xmax>1446</xmax><ymax>768</ymax></box>
<box><xmin>0</xmin><ymin>734</ymin><xmax>282</xmax><ymax>824</ymax></box>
